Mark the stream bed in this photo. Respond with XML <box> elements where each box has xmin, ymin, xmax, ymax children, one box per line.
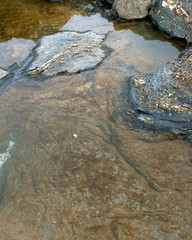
<box><xmin>0</xmin><ymin>0</ymin><xmax>191</xmax><ymax>239</ymax></box>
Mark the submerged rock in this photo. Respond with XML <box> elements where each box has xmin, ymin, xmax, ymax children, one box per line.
<box><xmin>150</xmin><ymin>0</ymin><xmax>192</xmax><ymax>42</ymax></box>
<box><xmin>119</xmin><ymin>47</ymin><xmax>192</xmax><ymax>141</ymax></box>
<box><xmin>26</xmin><ymin>31</ymin><xmax>110</xmax><ymax>77</ymax></box>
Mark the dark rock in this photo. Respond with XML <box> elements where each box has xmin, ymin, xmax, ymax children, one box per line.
<box><xmin>150</xmin><ymin>0</ymin><xmax>192</xmax><ymax>42</ymax></box>
<box><xmin>74</xmin><ymin>4</ymin><xmax>95</xmax><ymax>13</ymax></box>
<box><xmin>118</xmin><ymin>47</ymin><xmax>192</xmax><ymax>142</ymax></box>
<box><xmin>48</xmin><ymin>0</ymin><xmax>64</xmax><ymax>2</ymax></box>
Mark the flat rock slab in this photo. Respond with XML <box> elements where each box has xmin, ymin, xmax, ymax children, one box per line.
<box><xmin>26</xmin><ymin>31</ymin><xmax>109</xmax><ymax>77</ymax></box>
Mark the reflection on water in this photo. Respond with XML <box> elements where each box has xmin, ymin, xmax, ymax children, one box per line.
<box><xmin>0</xmin><ymin>0</ymin><xmax>85</xmax><ymax>41</ymax></box>
<box><xmin>0</xmin><ymin>0</ymin><xmax>191</xmax><ymax>239</ymax></box>
<box><xmin>0</xmin><ymin>38</ymin><xmax>35</xmax><ymax>69</ymax></box>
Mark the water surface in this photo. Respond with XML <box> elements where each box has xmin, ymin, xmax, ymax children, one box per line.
<box><xmin>0</xmin><ymin>1</ymin><xmax>191</xmax><ymax>239</ymax></box>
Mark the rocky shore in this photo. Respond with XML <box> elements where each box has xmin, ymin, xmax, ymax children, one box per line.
<box><xmin>97</xmin><ymin>0</ymin><xmax>192</xmax><ymax>139</ymax></box>
<box><xmin>0</xmin><ymin>1</ymin><xmax>191</xmax><ymax>239</ymax></box>
<box><xmin>57</xmin><ymin>0</ymin><xmax>192</xmax><ymax>140</ymax></box>
<box><xmin>48</xmin><ymin>0</ymin><xmax>192</xmax><ymax>42</ymax></box>
<box><xmin>118</xmin><ymin>46</ymin><xmax>192</xmax><ymax>142</ymax></box>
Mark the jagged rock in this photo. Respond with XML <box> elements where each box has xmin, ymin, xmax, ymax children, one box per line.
<box><xmin>113</xmin><ymin>0</ymin><xmax>155</xmax><ymax>20</ymax></box>
<box><xmin>121</xmin><ymin>47</ymin><xmax>192</xmax><ymax>141</ymax></box>
<box><xmin>150</xmin><ymin>0</ymin><xmax>192</xmax><ymax>42</ymax></box>
<box><xmin>26</xmin><ymin>31</ymin><xmax>110</xmax><ymax>77</ymax></box>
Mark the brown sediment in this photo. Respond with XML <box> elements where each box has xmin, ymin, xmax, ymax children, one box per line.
<box><xmin>0</xmin><ymin>1</ymin><xmax>191</xmax><ymax>239</ymax></box>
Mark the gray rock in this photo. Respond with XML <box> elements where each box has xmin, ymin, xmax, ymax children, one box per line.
<box><xmin>113</xmin><ymin>0</ymin><xmax>155</xmax><ymax>19</ymax></box>
<box><xmin>86</xmin><ymin>4</ymin><xmax>95</xmax><ymax>12</ymax></box>
<box><xmin>150</xmin><ymin>0</ymin><xmax>192</xmax><ymax>42</ymax></box>
<box><xmin>120</xmin><ymin>47</ymin><xmax>192</xmax><ymax>141</ymax></box>
<box><xmin>0</xmin><ymin>69</ymin><xmax>8</xmax><ymax>80</ymax></box>
<box><xmin>26</xmin><ymin>31</ymin><xmax>109</xmax><ymax>77</ymax></box>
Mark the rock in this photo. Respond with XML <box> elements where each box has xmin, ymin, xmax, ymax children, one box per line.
<box><xmin>48</xmin><ymin>0</ymin><xmax>64</xmax><ymax>2</ymax></box>
<box><xmin>86</xmin><ymin>4</ymin><xmax>95</xmax><ymax>12</ymax></box>
<box><xmin>113</xmin><ymin>0</ymin><xmax>155</xmax><ymax>20</ymax></box>
<box><xmin>120</xmin><ymin>47</ymin><xmax>192</xmax><ymax>142</ymax></box>
<box><xmin>97</xmin><ymin>0</ymin><xmax>114</xmax><ymax>6</ymax></box>
<box><xmin>26</xmin><ymin>31</ymin><xmax>110</xmax><ymax>77</ymax></box>
<box><xmin>0</xmin><ymin>69</ymin><xmax>8</xmax><ymax>80</ymax></box>
<box><xmin>150</xmin><ymin>0</ymin><xmax>192</xmax><ymax>42</ymax></box>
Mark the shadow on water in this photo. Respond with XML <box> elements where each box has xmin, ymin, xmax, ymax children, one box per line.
<box><xmin>0</xmin><ymin>0</ymin><xmax>191</xmax><ymax>239</ymax></box>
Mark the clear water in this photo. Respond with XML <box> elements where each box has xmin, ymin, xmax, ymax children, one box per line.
<box><xmin>0</xmin><ymin>0</ymin><xmax>191</xmax><ymax>239</ymax></box>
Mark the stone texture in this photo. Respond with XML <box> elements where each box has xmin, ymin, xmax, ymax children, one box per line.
<box><xmin>26</xmin><ymin>31</ymin><xmax>109</xmax><ymax>76</ymax></box>
<box><xmin>150</xmin><ymin>0</ymin><xmax>192</xmax><ymax>42</ymax></box>
<box><xmin>120</xmin><ymin>47</ymin><xmax>192</xmax><ymax>142</ymax></box>
<box><xmin>113</xmin><ymin>0</ymin><xmax>155</xmax><ymax>19</ymax></box>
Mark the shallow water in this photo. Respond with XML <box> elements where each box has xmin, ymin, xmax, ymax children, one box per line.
<box><xmin>0</xmin><ymin>0</ymin><xmax>191</xmax><ymax>239</ymax></box>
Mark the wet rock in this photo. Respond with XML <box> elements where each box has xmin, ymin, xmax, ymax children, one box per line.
<box><xmin>74</xmin><ymin>1</ymin><xmax>117</xmax><ymax>20</ymax></box>
<box><xmin>150</xmin><ymin>0</ymin><xmax>192</xmax><ymax>42</ymax></box>
<box><xmin>0</xmin><ymin>69</ymin><xmax>8</xmax><ymax>80</ymax></box>
<box><xmin>48</xmin><ymin>0</ymin><xmax>64</xmax><ymax>2</ymax></box>
<box><xmin>120</xmin><ymin>47</ymin><xmax>192</xmax><ymax>142</ymax></box>
<box><xmin>74</xmin><ymin>3</ymin><xmax>95</xmax><ymax>13</ymax></box>
<box><xmin>26</xmin><ymin>31</ymin><xmax>110</xmax><ymax>77</ymax></box>
<box><xmin>86</xmin><ymin>4</ymin><xmax>95</xmax><ymax>12</ymax></box>
<box><xmin>113</xmin><ymin>0</ymin><xmax>155</xmax><ymax>20</ymax></box>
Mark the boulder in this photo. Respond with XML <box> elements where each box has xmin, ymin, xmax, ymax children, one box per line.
<box><xmin>150</xmin><ymin>0</ymin><xmax>192</xmax><ymax>42</ymax></box>
<box><xmin>121</xmin><ymin>47</ymin><xmax>192</xmax><ymax>141</ymax></box>
<box><xmin>113</xmin><ymin>0</ymin><xmax>155</xmax><ymax>19</ymax></box>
